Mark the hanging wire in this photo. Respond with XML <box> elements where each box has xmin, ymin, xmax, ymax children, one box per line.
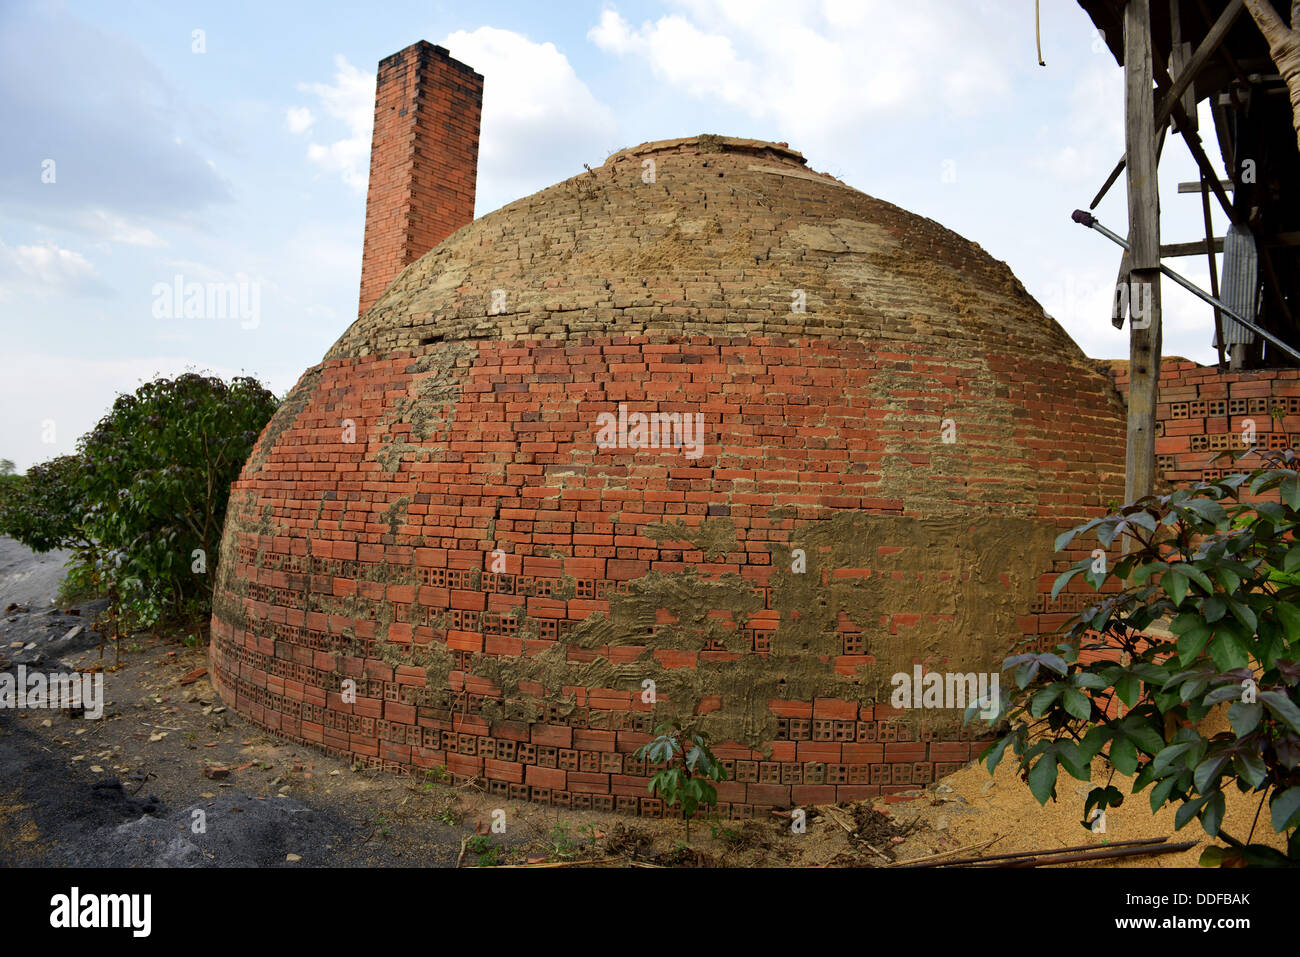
<box><xmin>1035</xmin><ymin>0</ymin><xmax>1047</xmax><ymax>66</ymax></box>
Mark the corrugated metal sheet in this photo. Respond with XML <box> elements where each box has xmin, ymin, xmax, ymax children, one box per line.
<box><xmin>1220</xmin><ymin>223</ymin><xmax>1258</xmax><ymax>346</ymax></box>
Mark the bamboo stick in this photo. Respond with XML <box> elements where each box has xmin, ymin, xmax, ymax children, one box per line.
<box><xmin>888</xmin><ymin>836</ymin><xmax>1002</xmax><ymax>868</ymax></box>
<box><xmin>964</xmin><ymin>840</ymin><xmax>1197</xmax><ymax>867</ymax></box>
<box><xmin>899</xmin><ymin>835</ymin><xmax>1171</xmax><ymax>868</ymax></box>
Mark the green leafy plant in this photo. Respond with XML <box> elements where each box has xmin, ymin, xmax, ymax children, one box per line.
<box><xmin>0</xmin><ymin>375</ymin><xmax>277</xmax><ymax>637</ymax></box>
<box><xmin>0</xmin><ymin>473</ymin><xmax>22</xmax><ymax>522</ymax></box>
<box><xmin>466</xmin><ymin>834</ymin><xmax>501</xmax><ymax>866</ymax></box>
<box><xmin>436</xmin><ymin>807</ymin><xmax>458</xmax><ymax>827</ymax></box>
<box><xmin>0</xmin><ymin>455</ymin><xmax>93</xmax><ymax>554</ymax></box>
<box><xmin>547</xmin><ymin>822</ymin><xmax>578</xmax><ymax>860</ymax></box>
<box><xmin>708</xmin><ymin>820</ymin><xmax>744</xmax><ymax>844</ymax></box>
<box><xmin>0</xmin><ymin>456</ymin><xmax>112</xmax><ymax>616</ymax></box>
<box><xmin>978</xmin><ymin>455</ymin><xmax>1300</xmax><ymax>866</ymax></box>
<box><xmin>75</xmin><ymin>373</ymin><xmax>277</xmax><ymax>632</ymax></box>
<box><xmin>635</xmin><ymin>720</ymin><xmax>727</xmax><ymax>841</ymax></box>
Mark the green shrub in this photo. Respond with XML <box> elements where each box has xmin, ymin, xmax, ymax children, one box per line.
<box><xmin>74</xmin><ymin>373</ymin><xmax>278</xmax><ymax>630</ymax></box>
<box><xmin>0</xmin><ymin>458</ymin><xmax>107</xmax><ymax>606</ymax></box>
<box><xmin>0</xmin><ymin>456</ymin><xmax>92</xmax><ymax>553</ymax></box>
<box><xmin>0</xmin><ymin>473</ymin><xmax>23</xmax><ymax>528</ymax></box>
<box><xmin>979</xmin><ymin>455</ymin><xmax>1300</xmax><ymax>866</ymax></box>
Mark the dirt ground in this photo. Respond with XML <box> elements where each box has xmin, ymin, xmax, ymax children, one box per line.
<box><xmin>0</xmin><ymin>536</ymin><xmax>1285</xmax><ymax>868</ymax></box>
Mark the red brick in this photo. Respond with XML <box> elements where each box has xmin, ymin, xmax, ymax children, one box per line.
<box><xmin>531</xmin><ymin>724</ymin><xmax>572</xmax><ymax>748</ymax></box>
<box><xmin>525</xmin><ymin>765</ymin><xmax>566</xmax><ymax>789</ymax></box>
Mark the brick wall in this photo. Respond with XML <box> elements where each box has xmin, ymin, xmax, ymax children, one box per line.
<box><xmin>211</xmin><ymin>335</ymin><xmax>1127</xmax><ymax>815</ymax></box>
<box><xmin>1068</xmin><ymin>360</ymin><xmax>1300</xmax><ymax>709</ymax></box>
<box><xmin>1105</xmin><ymin>359</ymin><xmax>1300</xmax><ymax>484</ymax></box>
<box><xmin>357</xmin><ymin>41</ymin><xmax>482</xmax><ymax>317</ymax></box>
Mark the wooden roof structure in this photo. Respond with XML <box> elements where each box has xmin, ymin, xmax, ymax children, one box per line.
<box><xmin>1072</xmin><ymin>0</ymin><xmax>1300</xmax><ymax>499</ymax></box>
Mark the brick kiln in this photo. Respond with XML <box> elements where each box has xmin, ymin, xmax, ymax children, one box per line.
<box><xmin>210</xmin><ymin>42</ymin><xmax>1130</xmax><ymax>816</ymax></box>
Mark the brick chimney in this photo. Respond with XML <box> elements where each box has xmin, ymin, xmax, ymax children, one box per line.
<box><xmin>358</xmin><ymin>41</ymin><xmax>483</xmax><ymax>316</ymax></box>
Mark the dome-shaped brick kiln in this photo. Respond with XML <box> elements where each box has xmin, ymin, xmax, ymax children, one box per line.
<box><xmin>211</xmin><ymin>132</ymin><xmax>1128</xmax><ymax>816</ymax></box>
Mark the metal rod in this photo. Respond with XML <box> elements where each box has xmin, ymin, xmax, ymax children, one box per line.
<box><xmin>1072</xmin><ymin>209</ymin><xmax>1300</xmax><ymax>363</ymax></box>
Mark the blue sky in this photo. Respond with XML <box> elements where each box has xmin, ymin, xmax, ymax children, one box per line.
<box><xmin>0</xmin><ymin>0</ymin><xmax>1232</xmax><ymax>472</ymax></box>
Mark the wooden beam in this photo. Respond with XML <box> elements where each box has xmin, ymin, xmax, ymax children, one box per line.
<box><xmin>1161</xmin><ymin>237</ymin><xmax>1225</xmax><ymax>256</ymax></box>
<box><xmin>1156</xmin><ymin>0</ymin><xmax>1246</xmax><ymax>128</ymax></box>
<box><xmin>1114</xmin><ymin>123</ymin><xmax>1168</xmax><ymax>328</ymax></box>
<box><xmin>1169</xmin><ymin>0</ymin><xmax>1198</xmax><ymax>131</ymax></box>
<box><xmin>1155</xmin><ymin>45</ymin><xmax>1241</xmax><ymax>225</ymax></box>
<box><xmin>1212</xmin><ymin>96</ymin><xmax>1238</xmax><ymax>175</ymax></box>
<box><xmin>1125</xmin><ymin>0</ymin><xmax>1163</xmax><ymax>506</ymax></box>
<box><xmin>1174</xmin><ymin>113</ymin><xmax>1240</xmax><ymax>224</ymax></box>
<box><xmin>1200</xmin><ymin>171</ymin><xmax>1226</xmax><ymax>367</ymax></box>
<box><xmin>1177</xmin><ymin>179</ymin><xmax>1233</xmax><ymax>192</ymax></box>
<box><xmin>1090</xmin><ymin>0</ymin><xmax>1245</xmax><ymax>208</ymax></box>
<box><xmin>1127</xmin><ymin>22</ymin><xmax>1161</xmax><ymax>270</ymax></box>
<box><xmin>1194</xmin><ymin>0</ymin><xmax>1250</xmax><ymax>83</ymax></box>
<box><xmin>1167</xmin><ymin>230</ymin><xmax>1300</xmax><ymax>249</ymax></box>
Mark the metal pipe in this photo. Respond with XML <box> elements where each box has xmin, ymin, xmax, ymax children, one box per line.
<box><xmin>1072</xmin><ymin>209</ymin><xmax>1300</xmax><ymax>364</ymax></box>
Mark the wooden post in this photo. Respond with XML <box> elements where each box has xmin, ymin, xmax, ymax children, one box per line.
<box><xmin>1124</xmin><ymin>0</ymin><xmax>1163</xmax><ymax>504</ymax></box>
<box><xmin>1169</xmin><ymin>0</ymin><xmax>1197</xmax><ymax>132</ymax></box>
<box><xmin>1200</xmin><ymin>170</ymin><xmax>1227</xmax><ymax>368</ymax></box>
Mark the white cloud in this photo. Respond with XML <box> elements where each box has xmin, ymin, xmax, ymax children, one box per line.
<box><xmin>81</xmin><ymin>209</ymin><xmax>167</xmax><ymax>248</ymax></box>
<box><xmin>287</xmin><ymin>32</ymin><xmax>616</xmax><ymax>211</ymax></box>
<box><xmin>588</xmin><ymin>9</ymin><xmax>637</xmax><ymax>54</ymax></box>
<box><xmin>597</xmin><ymin>13</ymin><xmax>756</xmax><ymax>102</ymax></box>
<box><xmin>286</xmin><ymin>106</ymin><xmax>315</xmax><ymax>134</ymax></box>
<box><xmin>442</xmin><ymin>27</ymin><xmax>618</xmax><ymax>214</ymax></box>
<box><xmin>1030</xmin><ymin>56</ymin><xmax>1124</xmax><ymax>187</ymax></box>
<box><xmin>0</xmin><ymin>353</ymin><xmax>285</xmax><ymax>474</ymax></box>
<box><xmin>11</xmin><ymin>243</ymin><xmax>95</xmax><ymax>281</ymax></box>
<box><xmin>587</xmin><ymin>1</ymin><xmax>1015</xmax><ymax>142</ymax></box>
<box><xmin>293</xmin><ymin>56</ymin><xmax>375</xmax><ymax>191</ymax></box>
<box><xmin>0</xmin><ymin>240</ymin><xmax>107</xmax><ymax>297</ymax></box>
<box><xmin>155</xmin><ymin>258</ymin><xmax>232</xmax><ymax>283</ymax></box>
<box><xmin>1035</xmin><ymin>261</ymin><xmax>1220</xmax><ymax>367</ymax></box>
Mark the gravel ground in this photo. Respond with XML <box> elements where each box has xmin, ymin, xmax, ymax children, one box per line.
<box><xmin>0</xmin><ymin>536</ymin><xmax>480</xmax><ymax>868</ymax></box>
<box><xmin>0</xmin><ymin>537</ymin><xmax>71</xmax><ymax>610</ymax></box>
